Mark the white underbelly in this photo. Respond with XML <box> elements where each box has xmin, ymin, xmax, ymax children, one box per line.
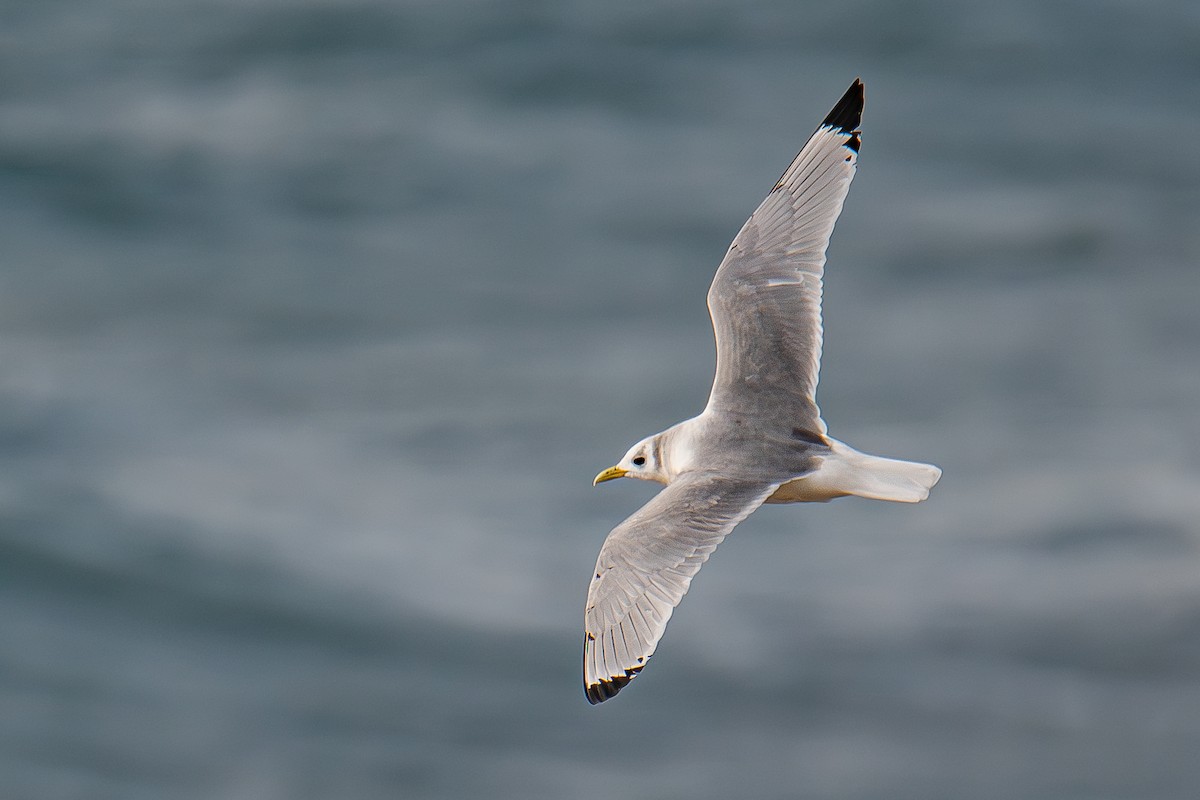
<box><xmin>765</xmin><ymin>460</ymin><xmax>849</xmax><ymax>503</ymax></box>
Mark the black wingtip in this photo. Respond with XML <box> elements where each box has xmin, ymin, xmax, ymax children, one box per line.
<box><xmin>820</xmin><ymin>78</ymin><xmax>864</xmax><ymax>152</ymax></box>
<box><xmin>821</xmin><ymin>78</ymin><xmax>863</xmax><ymax>132</ymax></box>
<box><xmin>584</xmin><ymin>664</ymin><xmax>644</xmax><ymax>705</ymax></box>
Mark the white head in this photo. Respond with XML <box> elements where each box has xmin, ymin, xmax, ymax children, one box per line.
<box><xmin>593</xmin><ymin>433</ymin><xmax>669</xmax><ymax>486</ymax></box>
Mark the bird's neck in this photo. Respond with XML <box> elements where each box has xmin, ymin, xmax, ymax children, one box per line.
<box><xmin>658</xmin><ymin>419</ymin><xmax>701</xmax><ymax>482</ymax></box>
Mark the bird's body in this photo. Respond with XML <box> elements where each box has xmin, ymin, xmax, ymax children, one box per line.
<box><xmin>584</xmin><ymin>79</ymin><xmax>941</xmax><ymax>704</ymax></box>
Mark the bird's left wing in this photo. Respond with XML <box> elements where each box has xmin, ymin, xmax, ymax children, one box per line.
<box><xmin>705</xmin><ymin>79</ymin><xmax>864</xmax><ymax>435</ymax></box>
<box><xmin>584</xmin><ymin>473</ymin><xmax>779</xmax><ymax>703</ymax></box>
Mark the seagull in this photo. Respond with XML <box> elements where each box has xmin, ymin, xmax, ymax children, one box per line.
<box><xmin>584</xmin><ymin>79</ymin><xmax>941</xmax><ymax>704</ymax></box>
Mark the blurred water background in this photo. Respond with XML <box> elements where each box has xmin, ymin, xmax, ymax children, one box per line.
<box><xmin>2</xmin><ymin>1</ymin><xmax>1199</xmax><ymax>798</ymax></box>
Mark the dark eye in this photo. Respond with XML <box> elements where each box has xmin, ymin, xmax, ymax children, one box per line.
<box><xmin>632</xmin><ymin>456</ymin><xmax>646</xmax><ymax>466</ymax></box>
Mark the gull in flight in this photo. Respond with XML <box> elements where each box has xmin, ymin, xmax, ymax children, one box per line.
<box><xmin>584</xmin><ymin>79</ymin><xmax>941</xmax><ymax>704</ymax></box>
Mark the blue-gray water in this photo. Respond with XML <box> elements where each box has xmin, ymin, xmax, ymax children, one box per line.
<box><xmin>2</xmin><ymin>1</ymin><xmax>1199</xmax><ymax>798</ymax></box>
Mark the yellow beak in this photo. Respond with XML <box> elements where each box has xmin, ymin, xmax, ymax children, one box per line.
<box><xmin>593</xmin><ymin>465</ymin><xmax>628</xmax><ymax>486</ymax></box>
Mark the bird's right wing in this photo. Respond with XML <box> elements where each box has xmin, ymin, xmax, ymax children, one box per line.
<box><xmin>705</xmin><ymin>79</ymin><xmax>864</xmax><ymax>435</ymax></box>
<box><xmin>583</xmin><ymin>473</ymin><xmax>778</xmax><ymax>703</ymax></box>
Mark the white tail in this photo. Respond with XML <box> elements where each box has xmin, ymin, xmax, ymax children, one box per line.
<box><xmin>766</xmin><ymin>437</ymin><xmax>941</xmax><ymax>504</ymax></box>
<box><xmin>824</xmin><ymin>438</ymin><xmax>941</xmax><ymax>503</ymax></box>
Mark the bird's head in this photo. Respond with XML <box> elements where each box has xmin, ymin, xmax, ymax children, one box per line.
<box><xmin>593</xmin><ymin>434</ymin><xmax>668</xmax><ymax>486</ymax></box>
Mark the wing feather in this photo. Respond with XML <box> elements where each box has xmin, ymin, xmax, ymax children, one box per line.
<box><xmin>704</xmin><ymin>79</ymin><xmax>864</xmax><ymax>435</ymax></box>
<box><xmin>583</xmin><ymin>474</ymin><xmax>778</xmax><ymax>703</ymax></box>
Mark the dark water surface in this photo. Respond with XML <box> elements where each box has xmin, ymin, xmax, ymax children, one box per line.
<box><xmin>2</xmin><ymin>1</ymin><xmax>1199</xmax><ymax>798</ymax></box>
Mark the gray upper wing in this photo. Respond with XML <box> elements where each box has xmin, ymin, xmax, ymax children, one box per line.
<box><xmin>704</xmin><ymin>79</ymin><xmax>863</xmax><ymax>435</ymax></box>
<box><xmin>583</xmin><ymin>473</ymin><xmax>778</xmax><ymax>703</ymax></box>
